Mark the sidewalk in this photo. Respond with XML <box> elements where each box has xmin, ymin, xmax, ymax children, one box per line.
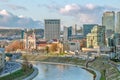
<box><xmin>23</xmin><ymin>67</ymin><xmax>38</xmax><ymax>80</ymax></box>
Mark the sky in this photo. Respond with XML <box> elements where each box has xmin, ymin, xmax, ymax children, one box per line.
<box><xmin>0</xmin><ymin>0</ymin><xmax>120</xmax><ymax>29</ymax></box>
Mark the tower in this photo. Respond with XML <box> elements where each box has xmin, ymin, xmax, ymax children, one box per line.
<box><xmin>44</xmin><ymin>19</ymin><xmax>60</xmax><ymax>40</ymax></box>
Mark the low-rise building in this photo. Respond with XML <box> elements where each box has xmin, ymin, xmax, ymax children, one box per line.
<box><xmin>68</xmin><ymin>41</ymin><xmax>80</xmax><ymax>52</ymax></box>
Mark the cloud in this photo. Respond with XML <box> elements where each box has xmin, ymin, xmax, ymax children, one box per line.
<box><xmin>0</xmin><ymin>10</ymin><xmax>43</xmax><ymax>29</ymax></box>
<box><xmin>47</xmin><ymin>3</ymin><xmax>119</xmax><ymax>24</ymax></box>
<box><xmin>60</xmin><ymin>4</ymin><xmax>119</xmax><ymax>24</ymax></box>
<box><xmin>6</xmin><ymin>4</ymin><xmax>27</xmax><ymax>11</ymax></box>
<box><xmin>0</xmin><ymin>0</ymin><xmax>8</xmax><ymax>2</ymax></box>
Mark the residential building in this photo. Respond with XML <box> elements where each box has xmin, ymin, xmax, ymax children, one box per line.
<box><xmin>44</xmin><ymin>19</ymin><xmax>60</xmax><ymax>40</ymax></box>
<box><xmin>83</xmin><ymin>24</ymin><xmax>97</xmax><ymax>37</ymax></box>
<box><xmin>116</xmin><ymin>12</ymin><xmax>120</xmax><ymax>33</ymax></box>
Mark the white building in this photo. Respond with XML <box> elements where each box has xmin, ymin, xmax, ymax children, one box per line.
<box><xmin>24</xmin><ymin>30</ymin><xmax>36</xmax><ymax>50</ymax></box>
<box><xmin>72</xmin><ymin>24</ymin><xmax>77</xmax><ymax>35</ymax></box>
<box><xmin>44</xmin><ymin>19</ymin><xmax>60</xmax><ymax>40</ymax></box>
<box><xmin>68</xmin><ymin>41</ymin><xmax>80</xmax><ymax>51</ymax></box>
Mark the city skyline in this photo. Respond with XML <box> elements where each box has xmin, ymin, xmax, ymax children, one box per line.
<box><xmin>0</xmin><ymin>0</ymin><xmax>120</xmax><ymax>29</ymax></box>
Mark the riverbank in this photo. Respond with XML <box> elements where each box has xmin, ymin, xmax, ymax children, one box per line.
<box><xmin>0</xmin><ymin>68</ymin><xmax>34</xmax><ymax>80</ymax></box>
<box><xmin>22</xmin><ymin>54</ymin><xmax>120</xmax><ymax>80</ymax></box>
<box><xmin>0</xmin><ymin>61</ymin><xmax>35</xmax><ymax>80</ymax></box>
<box><xmin>22</xmin><ymin>55</ymin><xmax>99</xmax><ymax>80</ymax></box>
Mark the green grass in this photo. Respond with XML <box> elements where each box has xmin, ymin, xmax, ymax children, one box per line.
<box><xmin>0</xmin><ymin>68</ymin><xmax>34</xmax><ymax>80</ymax></box>
<box><xmin>100</xmin><ymin>71</ymin><xmax>106</xmax><ymax>80</ymax></box>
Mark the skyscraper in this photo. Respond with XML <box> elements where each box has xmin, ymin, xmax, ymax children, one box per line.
<box><xmin>44</xmin><ymin>19</ymin><xmax>60</xmax><ymax>40</ymax></box>
<box><xmin>72</xmin><ymin>24</ymin><xmax>77</xmax><ymax>35</ymax></box>
<box><xmin>102</xmin><ymin>11</ymin><xmax>115</xmax><ymax>32</ymax></box>
<box><xmin>63</xmin><ymin>26</ymin><xmax>72</xmax><ymax>41</ymax></box>
<box><xmin>83</xmin><ymin>24</ymin><xmax>97</xmax><ymax>37</ymax></box>
<box><xmin>116</xmin><ymin>12</ymin><xmax>120</xmax><ymax>33</ymax></box>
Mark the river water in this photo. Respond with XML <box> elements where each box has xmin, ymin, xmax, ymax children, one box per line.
<box><xmin>33</xmin><ymin>62</ymin><xmax>93</xmax><ymax>80</ymax></box>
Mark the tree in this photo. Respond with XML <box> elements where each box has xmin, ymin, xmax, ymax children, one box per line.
<box><xmin>22</xmin><ymin>55</ymin><xmax>29</xmax><ymax>72</ymax></box>
<box><xmin>45</xmin><ymin>46</ymin><xmax>49</xmax><ymax>54</ymax></box>
<box><xmin>5</xmin><ymin>40</ymin><xmax>25</xmax><ymax>52</ymax></box>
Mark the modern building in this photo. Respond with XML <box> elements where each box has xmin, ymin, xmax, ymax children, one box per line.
<box><xmin>102</xmin><ymin>11</ymin><xmax>115</xmax><ymax>32</ymax></box>
<box><xmin>21</xmin><ymin>30</ymin><xmax>24</xmax><ymax>39</ymax></box>
<box><xmin>116</xmin><ymin>12</ymin><xmax>120</xmax><ymax>33</ymax></box>
<box><xmin>0</xmin><ymin>48</ymin><xmax>5</xmax><ymax>70</ymax></box>
<box><xmin>72</xmin><ymin>24</ymin><xmax>77</xmax><ymax>35</ymax></box>
<box><xmin>83</xmin><ymin>24</ymin><xmax>97</xmax><ymax>37</ymax></box>
<box><xmin>44</xmin><ymin>19</ymin><xmax>60</xmax><ymax>40</ymax></box>
<box><xmin>87</xmin><ymin>25</ymin><xmax>106</xmax><ymax>48</ymax></box>
<box><xmin>63</xmin><ymin>26</ymin><xmax>72</xmax><ymax>41</ymax></box>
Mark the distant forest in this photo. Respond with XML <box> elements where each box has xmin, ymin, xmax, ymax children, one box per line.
<box><xmin>0</xmin><ymin>29</ymin><xmax>44</xmax><ymax>36</ymax></box>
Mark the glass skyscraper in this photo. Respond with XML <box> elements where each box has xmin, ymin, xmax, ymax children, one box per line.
<box><xmin>102</xmin><ymin>11</ymin><xmax>115</xmax><ymax>32</ymax></box>
<box><xmin>83</xmin><ymin>24</ymin><xmax>97</xmax><ymax>37</ymax></box>
<box><xmin>116</xmin><ymin>12</ymin><xmax>120</xmax><ymax>33</ymax></box>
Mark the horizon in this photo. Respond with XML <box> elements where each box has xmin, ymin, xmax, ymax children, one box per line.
<box><xmin>0</xmin><ymin>0</ymin><xmax>120</xmax><ymax>29</ymax></box>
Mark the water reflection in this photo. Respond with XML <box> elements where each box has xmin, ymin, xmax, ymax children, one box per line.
<box><xmin>33</xmin><ymin>62</ymin><xmax>93</xmax><ymax>80</ymax></box>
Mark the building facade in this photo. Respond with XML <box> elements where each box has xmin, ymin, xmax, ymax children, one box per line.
<box><xmin>44</xmin><ymin>19</ymin><xmax>60</xmax><ymax>40</ymax></box>
<box><xmin>72</xmin><ymin>24</ymin><xmax>77</xmax><ymax>35</ymax></box>
<box><xmin>0</xmin><ymin>49</ymin><xmax>5</xmax><ymax>70</ymax></box>
<box><xmin>87</xmin><ymin>25</ymin><xmax>106</xmax><ymax>48</ymax></box>
<box><xmin>63</xmin><ymin>26</ymin><xmax>72</xmax><ymax>41</ymax></box>
<box><xmin>116</xmin><ymin>12</ymin><xmax>120</xmax><ymax>33</ymax></box>
<box><xmin>83</xmin><ymin>24</ymin><xmax>97</xmax><ymax>37</ymax></box>
<box><xmin>24</xmin><ymin>30</ymin><xmax>36</xmax><ymax>50</ymax></box>
<box><xmin>102</xmin><ymin>11</ymin><xmax>115</xmax><ymax>32</ymax></box>
<box><xmin>68</xmin><ymin>41</ymin><xmax>80</xmax><ymax>51</ymax></box>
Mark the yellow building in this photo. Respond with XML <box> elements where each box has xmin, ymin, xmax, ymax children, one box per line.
<box><xmin>87</xmin><ymin>25</ymin><xmax>106</xmax><ymax>48</ymax></box>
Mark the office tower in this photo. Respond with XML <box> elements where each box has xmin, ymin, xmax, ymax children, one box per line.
<box><xmin>116</xmin><ymin>12</ymin><xmax>120</xmax><ymax>33</ymax></box>
<box><xmin>63</xmin><ymin>26</ymin><xmax>72</xmax><ymax>41</ymax></box>
<box><xmin>21</xmin><ymin>30</ymin><xmax>24</xmax><ymax>39</ymax></box>
<box><xmin>102</xmin><ymin>11</ymin><xmax>115</xmax><ymax>32</ymax></box>
<box><xmin>83</xmin><ymin>24</ymin><xmax>97</xmax><ymax>37</ymax></box>
<box><xmin>87</xmin><ymin>25</ymin><xmax>106</xmax><ymax>48</ymax></box>
<box><xmin>72</xmin><ymin>24</ymin><xmax>77</xmax><ymax>35</ymax></box>
<box><xmin>44</xmin><ymin>19</ymin><xmax>60</xmax><ymax>40</ymax></box>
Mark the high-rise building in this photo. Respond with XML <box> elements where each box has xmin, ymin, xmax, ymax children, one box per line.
<box><xmin>44</xmin><ymin>19</ymin><xmax>60</xmax><ymax>40</ymax></box>
<box><xmin>83</xmin><ymin>24</ymin><xmax>97</xmax><ymax>37</ymax></box>
<box><xmin>116</xmin><ymin>12</ymin><xmax>120</xmax><ymax>33</ymax></box>
<box><xmin>102</xmin><ymin>11</ymin><xmax>115</xmax><ymax>32</ymax></box>
<box><xmin>72</xmin><ymin>24</ymin><xmax>77</xmax><ymax>35</ymax></box>
<box><xmin>63</xmin><ymin>26</ymin><xmax>72</xmax><ymax>41</ymax></box>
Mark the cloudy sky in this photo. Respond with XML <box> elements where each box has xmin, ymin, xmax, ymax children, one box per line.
<box><xmin>0</xmin><ymin>0</ymin><xmax>120</xmax><ymax>29</ymax></box>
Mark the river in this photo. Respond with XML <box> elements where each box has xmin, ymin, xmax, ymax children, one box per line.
<box><xmin>33</xmin><ymin>62</ymin><xmax>93</xmax><ymax>80</ymax></box>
